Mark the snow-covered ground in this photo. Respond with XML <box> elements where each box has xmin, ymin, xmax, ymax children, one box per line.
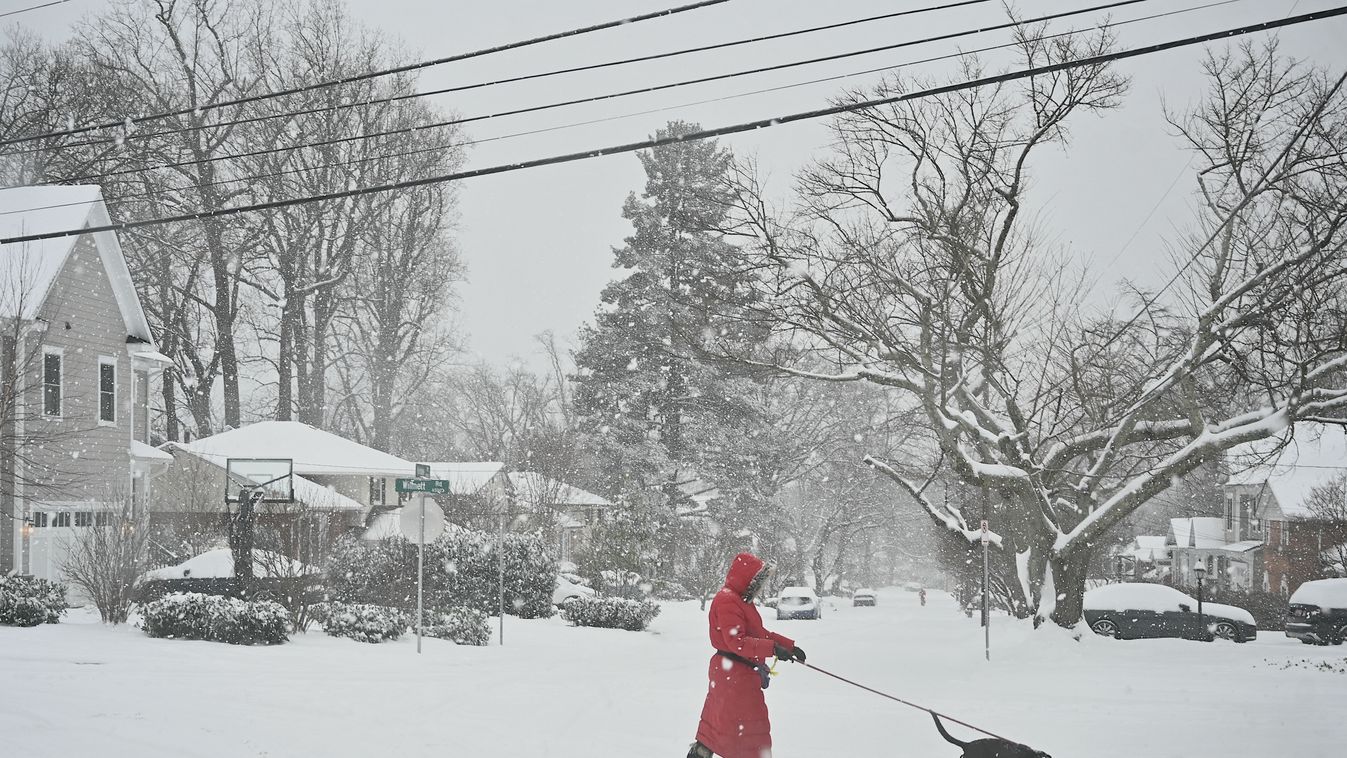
<box><xmin>2</xmin><ymin>589</ymin><xmax>1343</xmax><ymax>757</ymax></box>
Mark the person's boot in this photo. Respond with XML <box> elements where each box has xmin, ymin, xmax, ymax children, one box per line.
<box><xmin>686</xmin><ymin>741</ymin><xmax>713</xmax><ymax>758</ymax></box>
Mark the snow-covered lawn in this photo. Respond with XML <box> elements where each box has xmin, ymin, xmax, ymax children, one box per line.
<box><xmin>2</xmin><ymin>589</ymin><xmax>1343</xmax><ymax>757</ymax></box>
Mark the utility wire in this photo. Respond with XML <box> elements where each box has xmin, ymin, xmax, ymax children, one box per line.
<box><xmin>54</xmin><ymin>0</ymin><xmax>1160</xmax><ymax>185</ymax></box>
<box><xmin>0</xmin><ymin>0</ymin><xmax>736</xmax><ymax>148</ymax></box>
<box><xmin>0</xmin><ymin>0</ymin><xmax>69</xmax><ymax>20</ymax></box>
<box><xmin>3</xmin><ymin>4</ymin><xmax>1344</xmax><ymax>247</ymax></box>
<box><xmin>11</xmin><ymin>0</ymin><xmax>995</xmax><ymax>156</ymax></box>
<box><xmin>1</xmin><ymin>0</ymin><xmax>1240</xmax><ymax>220</ymax></box>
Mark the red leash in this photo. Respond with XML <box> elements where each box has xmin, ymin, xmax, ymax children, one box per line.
<box><xmin>798</xmin><ymin>662</ymin><xmax>1016</xmax><ymax>744</ymax></box>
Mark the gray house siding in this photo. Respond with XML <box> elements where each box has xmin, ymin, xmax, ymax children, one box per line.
<box><xmin>22</xmin><ymin>236</ymin><xmax>135</xmax><ymax>502</ymax></box>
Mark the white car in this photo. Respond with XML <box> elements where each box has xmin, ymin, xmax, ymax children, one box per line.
<box><xmin>553</xmin><ymin>573</ymin><xmax>595</xmax><ymax>607</ymax></box>
<box><xmin>776</xmin><ymin>586</ymin><xmax>821</xmax><ymax>620</ymax></box>
<box><xmin>852</xmin><ymin>588</ymin><xmax>877</xmax><ymax>607</ymax></box>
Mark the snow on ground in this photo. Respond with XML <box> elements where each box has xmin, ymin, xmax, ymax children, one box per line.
<box><xmin>2</xmin><ymin>589</ymin><xmax>1344</xmax><ymax>757</ymax></box>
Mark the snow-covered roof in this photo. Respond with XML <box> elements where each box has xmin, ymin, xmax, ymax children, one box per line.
<box><xmin>1124</xmin><ymin>536</ymin><xmax>1170</xmax><ymax>562</ymax></box>
<box><xmin>1219</xmin><ymin>540</ymin><xmax>1263</xmax><ymax>554</ymax></box>
<box><xmin>1167</xmin><ymin>517</ymin><xmax>1227</xmax><ymax>549</ymax></box>
<box><xmin>508</xmin><ymin>471</ymin><xmax>612</xmax><ymax>509</ymax></box>
<box><xmin>183</xmin><ymin>421</ymin><xmax>413</xmax><ymax>476</ymax></box>
<box><xmin>142</xmin><ymin>548</ymin><xmax>316</xmax><ymax>581</ymax></box>
<box><xmin>131</xmin><ymin>440</ymin><xmax>174</xmax><ymax>462</ymax></box>
<box><xmin>1226</xmin><ymin>422</ymin><xmax>1346</xmax><ymax>517</ymax></box>
<box><xmin>422</xmin><ymin>461</ymin><xmax>505</xmax><ymax>495</ymax></box>
<box><xmin>0</xmin><ymin>185</ymin><xmax>153</xmax><ymax>342</ymax></box>
<box><xmin>162</xmin><ymin>442</ymin><xmax>364</xmax><ymax>512</ymax></box>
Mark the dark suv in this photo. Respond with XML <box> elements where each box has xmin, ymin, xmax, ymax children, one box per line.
<box><xmin>1286</xmin><ymin>578</ymin><xmax>1347</xmax><ymax>645</ymax></box>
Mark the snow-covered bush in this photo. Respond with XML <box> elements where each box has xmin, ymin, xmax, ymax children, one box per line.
<box><xmin>422</xmin><ymin>607</ymin><xmax>491</xmax><ymax>646</ymax></box>
<box><xmin>560</xmin><ymin>596</ymin><xmax>661</xmax><ymax>631</ymax></box>
<box><xmin>0</xmin><ymin>575</ymin><xmax>67</xmax><ymax>626</ymax></box>
<box><xmin>320</xmin><ymin>602</ymin><xmax>408</xmax><ymax>643</ymax></box>
<box><xmin>141</xmin><ymin>592</ymin><xmax>290</xmax><ymax>645</ymax></box>
<box><xmin>325</xmin><ymin>528</ymin><xmax>557</xmax><ymax>619</ymax></box>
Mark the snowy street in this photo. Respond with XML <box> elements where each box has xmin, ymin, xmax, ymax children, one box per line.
<box><xmin>3</xmin><ymin>589</ymin><xmax>1342</xmax><ymax>757</ymax></box>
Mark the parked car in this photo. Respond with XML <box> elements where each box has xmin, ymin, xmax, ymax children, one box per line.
<box><xmin>776</xmin><ymin>587</ymin><xmax>821</xmax><ymax>620</ymax></box>
<box><xmin>1084</xmin><ymin>583</ymin><xmax>1256</xmax><ymax>642</ymax></box>
<box><xmin>553</xmin><ymin>573</ymin><xmax>595</xmax><ymax>607</ymax></box>
<box><xmin>852</xmin><ymin>588</ymin><xmax>877</xmax><ymax>607</ymax></box>
<box><xmin>1286</xmin><ymin>578</ymin><xmax>1347</xmax><ymax>645</ymax></box>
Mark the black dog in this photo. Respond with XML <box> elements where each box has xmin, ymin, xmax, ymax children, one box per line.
<box><xmin>932</xmin><ymin>714</ymin><xmax>1051</xmax><ymax>758</ymax></box>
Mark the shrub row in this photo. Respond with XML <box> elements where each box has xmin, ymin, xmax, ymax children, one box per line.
<box><xmin>325</xmin><ymin>528</ymin><xmax>557</xmax><ymax>619</ymax></box>
<box><xmin>0</xmin><ymin>575</ymin><xmax>67</xmax><ymax>627</ymax></box>
<box><xmin>141</xmin><ymin>592</ymin><xmax>290</xmax><ymax>645</ymax></box>
<box><xmin>560</xmin><ymin>596</ymin><xmax>661</xmax><ymax>631</ymax></box>
<box><xmin>423</xmin><ymin>607</ymin><xmax>492</xmax><ymax>646</ymax></box>
<box><xmin>317</xmin><ymin>602</ymin><xmax>409</xmax><ymax>643</ymax></box>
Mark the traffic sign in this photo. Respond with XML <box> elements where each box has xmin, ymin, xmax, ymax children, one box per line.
<box><xmin>399</xmin><ymin>498</ymin><xmax>445</xmax><ymax>544</ymax></box>
<box><xmin>395</xmin><ymin>477</ymin><xmax>450</xmax><ymax>495</ymax></box>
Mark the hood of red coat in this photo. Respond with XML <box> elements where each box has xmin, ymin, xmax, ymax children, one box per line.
<box><xmin>724</xmin><ymin>552</ymin><xmax>765</xmax><ymax>596</ymax></box>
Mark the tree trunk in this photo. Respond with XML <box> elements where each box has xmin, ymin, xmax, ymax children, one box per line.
<box><xmin>276</xmin><ymin>301</ymin><xmax>296</xmax><ymax>421</ymax></box>
<box><xmin>1048</xmin><ymin>548</ymin><xmax>1091</xmax><ymax>628</ymax></box>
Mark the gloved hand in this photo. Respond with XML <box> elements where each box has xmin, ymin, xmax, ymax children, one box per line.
<box><xmin>790</xmin><ymin>645</ymin><xmax>806</xmax><ymax>663</ymax></box>
<box><xmin>774</xmin><ymin>643</ymin><xmax>806</xmax><ymax>663</ymax></box>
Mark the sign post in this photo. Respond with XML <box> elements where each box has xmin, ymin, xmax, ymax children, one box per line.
<box><xmin>981</xmin><ymin>519</ymin><xmax>990</xmax><ymax>662</ymax></box>
<box><xmin>398</xmin><ymin>491</ymin><xmax>445</xmax><ymax>654</ymax></box>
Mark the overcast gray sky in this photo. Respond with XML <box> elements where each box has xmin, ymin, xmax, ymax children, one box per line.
<box><xmin>14</xmin><ymin>0</ymin><xmax>1347</xmax><ymax>368</ymax></box>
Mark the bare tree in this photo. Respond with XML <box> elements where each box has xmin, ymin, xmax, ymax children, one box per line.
<box><xmin>1301</xmin><ymin>472</ymin><xmax>1347</xmax><ymax>576</ymax></box>
<box><xmin>718</xmin><ymin>33</ymin><xmax>1347</xmax><ymax>626</ymax></box>
<box><xmin>62</xmin><ymin>497</ymin><xmax>150</xmax><ymax>625</ymax></box>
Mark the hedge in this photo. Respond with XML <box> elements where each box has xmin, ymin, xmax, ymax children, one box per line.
<box><xmin>141</xmin><ymin>592</ymin><xmax>290</xmax><ymax>645</ymax></box>
<box><xmin>560</xmin><ymin>596</ymin><xmax>661</xmax><ymax>631</ymax></box>
<box><xmin>0</xmin><ymin>575</ymin><xmax>67</xmax><ymax>627</ymax></box>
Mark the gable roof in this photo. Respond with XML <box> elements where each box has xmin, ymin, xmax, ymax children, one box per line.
<box><xmin>1167</xmin><ymin>517</ymin><xmax>1227</xmax><ymax>549</ymax></box>
<box><xmin>0</xmin><ymin>185</ymin><xmax>153</xmax><ymax>342</ymax></box>
<box><xmin>508</xmin><ymin>471</ymin><xmax>612</xmax><ymax>509</ymax></box>
<box><xmin>183</xmin><ymin>421</ymin><xmax>414</xmax><ymax>477</ymax></box>
<box><xmin>1226</xmin><ymin>422</ymin><xmax>1346</xmax><ymax>518</ymax></box>
<box><xmin>160</xmin><ymin>443</ymin><xmax>363</xmax><ymax>512</ymax></box>
<box><xmin>422</xmin><ymin>461</ymin><xmax>506</xmax><ymax>495</ymax></box>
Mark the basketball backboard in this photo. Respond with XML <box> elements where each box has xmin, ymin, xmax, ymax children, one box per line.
<box><xmin>225</xmin><ymin>458</ymin><xmax>295</xmax><ymax>504</ymax></box>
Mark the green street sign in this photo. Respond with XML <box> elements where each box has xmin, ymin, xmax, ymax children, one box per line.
<box><xmin>395</xmin><ymin>478</ymin><xmax>450</xmax><ymax>495</ymax></box>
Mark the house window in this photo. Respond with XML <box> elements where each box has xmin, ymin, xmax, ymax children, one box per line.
<box><xmin>30</xmin><ymin>512</ymin><xmax>48</xmax><ymax>528</ymax></box>
<box><xmin>74</xmin><ymin>511</ymin><xmax>93</xmax><ymax>527</ymax></box>
<box><xmin>1280</xmin><ymin>520</ymin><xmax>1289</xmax><ymax>547</ymax></box>
<box><xmin>98</xmin><ymin>358</ymin><xmax>117</xmax><ymax>424</ymax></box>
<box><xmin>369</xmin><ymin>477</ymin><xmax>387</xmax><ymax>506</ymax></box>
<box><xmin>1239</xmin><ymin>494</ymin><xmax>1256</xmax><ymax>535</ymax></box>
<box><xmin>52</xmin><ymin>512</ymin><xmax>71</xmax><ymax>527</ymax></box>
<box><xmin>1224</xmin><ymin>494</ymin><xmax>1234</xmax><ymax>529</ymax></box>
<box><xmin>42</xmin><ymin>350</ymin><xmax>62</xmax><ymax>416</ymax></box>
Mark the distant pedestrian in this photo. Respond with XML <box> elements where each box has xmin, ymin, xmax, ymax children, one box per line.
<box><xmin>687</xmin><ymin>552</ymin><xmax>805</xmax><ymax>758</ymax></box>
<box><xmin>919</xmin><ymin>588</ymin><xmax>927</xmax><ymax>606</ymax></box>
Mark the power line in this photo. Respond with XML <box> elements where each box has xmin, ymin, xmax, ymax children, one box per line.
<box><xmin>4</xmin><ymin>4</ymin><xmax>1344</xmax><ymax>247</ymax></box>
<box><xmin>13</xmin><ymin>0</ymin><xmax>995</xmax><ymax>156</ymax></box>
<box><xmin>2</xmin><ymin>0</ymin><xmax>1240</xmax><ymax>220</ymax></box>
<box><xmin>0</xmin><ymin>0</ymin><xmax>69</xmax><ymax>21</ymax></box>
<box><xmin>53</xmin><ymin>0</ymin><xmax>1161</xmax><ymax>185</ymax></box>
<box><xmin>0</xmin><ymin>0</ymin><xmax>735</xmax><ymax>149</ymax></box>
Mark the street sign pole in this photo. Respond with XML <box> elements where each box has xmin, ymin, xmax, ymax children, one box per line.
<box><xmin>981</xmin><ymin>519</ymin><xmax>990</xmax><ymax>662</ymax></box>
<box><xmin>498</xmin><ymin>512</ymin><xmax>505</xmax><ymax>646</ymax></box>
<box><xmin>417</xmin><ymin>492</ymin><xmax>426</xmax><ymax>654</ymax></box>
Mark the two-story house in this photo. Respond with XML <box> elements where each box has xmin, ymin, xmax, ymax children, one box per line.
<box><xmin>1</xmin><ymin>185</ymin><xmax>171</xmax><ymax>581</ymax></box>
<box><xmin>1226</xmin><ymin>422</ymin><xmax>1347</xmax><ymax>595</ymax></box>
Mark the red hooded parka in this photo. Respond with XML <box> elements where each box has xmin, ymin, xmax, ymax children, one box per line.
<box><xmin>695</xmin><ymin>552</ymin><xmax>795</xmax><ymax>758</ymax></box>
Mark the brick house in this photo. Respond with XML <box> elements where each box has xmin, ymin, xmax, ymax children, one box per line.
<box><xmin>1</xmin><ymin>185</ymin><xmax>171</xmax><ymax>580</ymax></box>
<box><xmin>1227</xmin><ymin>422</ymin><xmax>1347</xmax><ymax>595</ymax></box>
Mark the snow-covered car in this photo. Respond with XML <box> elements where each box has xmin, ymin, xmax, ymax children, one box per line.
<box><xmin>553</xmin><ymin>573</ymin><xmax>596</xmax><ymax>607</ymax></box>
<box><xmin>1084</xmin><ymin>583</ymin><xmax>1256</xmax><ymax>642</ymax></box>
<box><xmin>1286</xmin><ymin>578</ymin><xmax>1347</xmax><ymax>645</ymax></box>
<box><xmin>852</xmin><ymin>588</ymin><xmax>877</xmax><ymax>607</ymax></box>
<box><xmin>776</xmin><ymin>587</ymin><xmax>821</xmax><ymax>620</ymax></box>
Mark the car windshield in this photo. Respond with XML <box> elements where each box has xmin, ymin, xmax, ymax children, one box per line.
<box><xmin>779</xmin><ymin>596</ymin><xmax>810</xmax><ymax>606</ymax></box>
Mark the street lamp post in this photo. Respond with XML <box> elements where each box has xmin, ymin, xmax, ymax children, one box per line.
<box><xmin>1193</xmin><ymin>562</ymin><xmax>1207</xmax><ymax>641</ymax></box>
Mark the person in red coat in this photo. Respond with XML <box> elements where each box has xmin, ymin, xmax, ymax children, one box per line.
<box><xmin>688</xmin><ymin>552</ymin><xmax>805</xmax><ymax>758</ymax></box>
